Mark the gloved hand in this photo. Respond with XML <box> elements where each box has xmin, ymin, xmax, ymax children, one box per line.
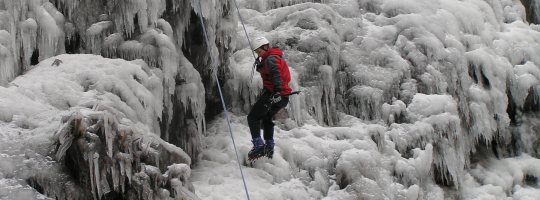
<box><xmin>269</xmin><ymin>92</ymin><xmax>282</xmax><ymax>105</ymax></box>
<box><xmin>254</xmin><ymin>58</ymin><xmax>263</xmax><ymax>69</ymax></box>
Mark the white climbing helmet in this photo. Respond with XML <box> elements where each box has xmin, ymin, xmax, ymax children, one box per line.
<box><xmin>252</xmin><ymin>36</ymin><xmax>269</xmax><ymax>50</ymax></box>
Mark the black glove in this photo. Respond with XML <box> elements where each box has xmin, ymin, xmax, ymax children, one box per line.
<box><xmin>269</xmin><ymin>92</ymin><xmax>282</xmax><ymax>105</ymax></box>
<box><xmin>254</xmin><ymin>58</ymin><xmax>263</xmax><ymax>69</ymax></box>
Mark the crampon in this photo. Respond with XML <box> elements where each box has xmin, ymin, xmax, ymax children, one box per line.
<box><xmin>248</xmin><ymin>145</ymin><xmax>274</xmax><ymax>161</ymax></box>
<box><xmin>248</xmin><ymin>145</ymin><xmax>266</xmax><ymax>161</ymax></box>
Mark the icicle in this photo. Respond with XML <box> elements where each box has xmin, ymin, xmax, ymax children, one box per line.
<box><xmin>348</xmin><ymin>85</ymin><xmax>384</xmax><ymax>120</ymax></box>
<box><xmin>1</xmin><ymin>2</ymin><xmax>21</xmax><ymax>79</ymax></box>
<box><xmin>42</xmin><ymin>2</ymin><xmax>64</xmax><ymax>27</ymax></box>
<box><xmin>155</xmin><ymin>32</ymin><xmax>178</xmax><ymax>94</ymax></box>
<box><xmin>413</xmin><ymin>144</ymin><xmax>433</xmax><ymax>184</ymax></box>
<box><xmin>132</xmin><ymin>171</ymin><xmax>152</xmax><ymax>199</ymax></box>
<box><xmin>111</xmin><ymin>159</ymin><xmax>119</xmax><ymax>191</ymax></box>
<box><xmin>100</xmin><ymin>169</ymin><xmax>111</xmax><ymax>197</ymax></box>
<box><xmin>304</xmin><ymin>87</ymin><xmax>325</xmax><ymax>124</ymax></box>
<box><xmin>103</xmin><ymin>33</ymin><xmax>124</xmax><ymax>58</ymax></box>
<box><xmin>382</xmin><ymin>98</ymin><xmax>406</xmax><ymax>124</ymax></box>
<box><xmin>116</xmin><ymin>152</ymin><xmax>134</xmax><ymax>192</ymax></box>
<box><xmin>157</xmin><ymin>19</ymin><xmax>173</xmax><ymax>39</ymax></box>
<box><xmin>93</xmin><ymin>153</ymin><xmax>102</xmax><ymax>199</ymax></box>
<box><xmin>104</xmin><ymin>113</ymin><xmax>114</xmax><ymax>158</ymax></box>
<box><xmin>137</xmin><ymin>5</ymin><xmax>149</xmax><ymax>33</ymax></box>
<box><xmin>171</xmin><ymin>1</ymin><xmax>191</xmax><ymax>48</ymax></box>
<box><xmin>64</xmin><ymin>22</ymin><xmax>77</xmax><ymax>40</ymax></box>
<box><xmin>119</xmin><ymin>152</ymin><xmax>133</xmax><ymax>184</ymax></box>
<box><xmin>29</xmin><ymin>1</ymin><xmax>64</xmax><ymax>61</ymax></box>
<box><xmin>176</xmin><ymin>54</ymin><xmax>206</xmax><ymax>136</ymax></box>
<box><xmin>511</xmin><ymin>62</ymin><xmax>540</xmax><ymax>108</ymax></box>
<box><xmin>88</xmin><ymin>151</ymin><xmax>97</xmax><ymax>200</ymax></box>
<box><xmin>0</xmin><ymin>30</ymin><xmax>16</xmax><ymax>86</ymax></box>
<box><xmin>143</xmin><ymin>164</ymin><xmax>162</xmax><ymax>190</ymax></box>
<box><xmin>136</xmin><ymin>0</ymin><xmax>165</xmax><ymax>32</ymax></box>
<box><xmin>20</xmin><ymin>18</ymin><xmax>37</xmax><ymax>68</ymax></box>
<box><xmin>54</xmin><ymin>121</ymin><xmax>74</xmax><ymax>161</ymax></box>
<box><xmin>86</xmin><ymin>21</ymin><xmax>113</xmax><ymax>54</ymax></box>
<box><xmin>318</xmin><ymin>65</ymin><xmax>336</xmax><ymax>125</ymax></box>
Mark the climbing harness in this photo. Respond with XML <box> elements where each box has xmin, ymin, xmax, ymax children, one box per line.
<box><xmin>196</xmin><ymin>1</ymin><xmax>251</xmax><ymax>200</ymax></box>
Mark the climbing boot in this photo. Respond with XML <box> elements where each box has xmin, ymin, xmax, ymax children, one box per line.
<box><xmin>264</xmin><ymin>140</ymin><xmax>275</xmax><ymax>159</ymax></box>
<box><xmin>248</xmin><ymin>138</ymin><xmax>265</xmax><ymax>161</ymax></box>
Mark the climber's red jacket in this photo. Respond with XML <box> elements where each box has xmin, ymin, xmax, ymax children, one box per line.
<box><xmin>257</xmin><ymin>48</ymin><xmax>292</xmax><ymax>95</ymax></box>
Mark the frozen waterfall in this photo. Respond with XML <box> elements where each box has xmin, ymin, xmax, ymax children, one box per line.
<box><xmin>1</xmin><ymin>0</ymin><xmax>540</xmax><ymax>199</ymax></box>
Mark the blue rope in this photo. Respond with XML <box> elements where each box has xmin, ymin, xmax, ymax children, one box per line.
<box><xmin>196</xmin><ymin>1</ymin><xmax>251</xmax><ymax>200</ymax></box>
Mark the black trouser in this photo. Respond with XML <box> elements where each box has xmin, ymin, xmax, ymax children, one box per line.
<box><xmin>247</xmin><ymin>91</ymin><xmax>289</xmax><ymax>141</ymax></box>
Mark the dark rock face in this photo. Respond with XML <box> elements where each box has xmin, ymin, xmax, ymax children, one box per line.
<box><xmin>521</xmin><ymin>0</ymin><xmax>540</xmax><ymax>24</ymax></box>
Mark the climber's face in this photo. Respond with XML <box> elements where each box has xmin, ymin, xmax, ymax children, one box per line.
<box><xmin>254</xmin><ymin>47</ymin><xmax>266</xmax><ymax>57</ymax></box>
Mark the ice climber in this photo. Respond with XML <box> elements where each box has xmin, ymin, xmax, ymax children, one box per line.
<box><xmin>247</xmin><ymin>36</ymin><xmax>292</xmax><ymax>161</ymax></box>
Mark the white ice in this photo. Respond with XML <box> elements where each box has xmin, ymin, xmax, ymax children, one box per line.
<box><xmin>1</xmin><ymin>0</ymin><xmax>540</xmax><ymax>199</ymax></box>
<box><xmin>194</xmin><ymin>0</ymin><xmax>540</xmax><ymax>199</ymax></box>
<box><xmin>0</xmin><ymin>54</ymin><xmax>190</xmax><ymax>199</ymax></box>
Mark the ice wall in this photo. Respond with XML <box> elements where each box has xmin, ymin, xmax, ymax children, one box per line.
<box><xmin>0</xmin><ymin>54</ymin><xmax>197</xmax><ymax>200</ymax></box>
<box><xmin>1</xmin><ymin>0</ymin><xmax>236</xmax><ymax>199</ymax></box>
<box><xmin>225</xmin><ymin>0</ymin><xmax>540</xmax><ymax>198</ymax></box>
<box><xmin>64</xmin><ymin>0</ymin><xmax>235</xmax><ymax>159</ymax></box>
<box><xmin>0</xmin><ymin>0</ymin><xmax>237</xmax><ymax>161</ymax></box>
<box><xmin>0</xmin><ymin>0</ymin><xmax>64</xmax><ymax>86</ymax></box>
<box><xmin>2</xmin><ymin>0</ymin><xmax>540</xmax><ymax>199</ymax></box>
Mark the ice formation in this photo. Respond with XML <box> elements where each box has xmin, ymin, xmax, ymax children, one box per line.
<box><xmin>0</xmin><ymin>0</ymin><xmax>237</xmax><ymax>162</ymax></box>
<box><xmin>0</xmin><ymin>55</ymin><xmax>195</xmax><ymax>199</ymax></box>
<box><xmin>1</xmin><ymin>0</ymin><xmax>236</xmax><ymax>198</ymax></box>
<box><xmin>1</xmin><ymin>0</ymin><xmax>540</xmax><ymax>199</ymax></box>
<box><xmin>199</xmin><ymin>0</ymin><xmax>540</xmax><ymax>199</ymax></box>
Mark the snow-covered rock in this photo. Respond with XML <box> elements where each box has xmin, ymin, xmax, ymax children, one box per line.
<box><xmin>0</xmin><ymin>54</ymin><xmax>195</xmax><ymax>199</ymax></box>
